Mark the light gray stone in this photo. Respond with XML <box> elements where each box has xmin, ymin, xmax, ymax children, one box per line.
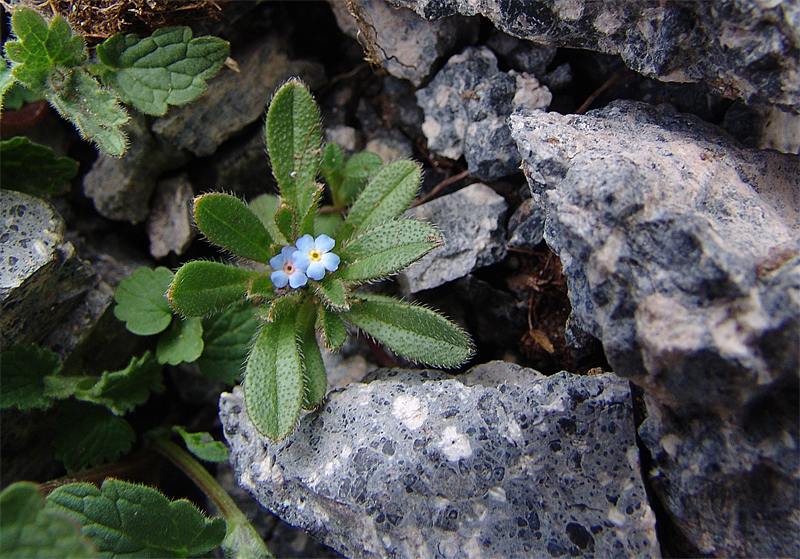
<box><xmin>0</xmin><ymin>190</ymin><xmax>91</xmax><ymax>347</ymax></box>
<box><xmin>146</xmin><ymin>174</ymin><xmax>196</xmax><ymax>259</ymax></box>
<box><xmin>400</xmin><ymin>183</ymin><xmax>508</xmax><ymax>293</ymax></box>
<box><xmin>152</xmin><ymin>34</ymin><xmax>326</xmax><ymax>157</ymax></box>
<box><xmin>220</xmin><ymin>361</ymin><xmax>661</xmax><ymax>559</ymax></box>
<box><xmin>390</xmin><ymin>0</ymin><xmax>800</xmax><ymax>110</ymax></box>
<box><xmin>510</xmin><ymin>100</ymin><xmax>799</xmax><ymax>558</ymax></box>
<box><xmin>328</xmin><ymin>0</ymin><xmax>479</xmax><ymax>87</ymax></box>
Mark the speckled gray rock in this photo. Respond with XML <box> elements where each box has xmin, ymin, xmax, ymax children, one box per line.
<box><xmin>417</xmin><ymin>46</ymin><xmax>551</xmax><ymax>180</ymax></box>
<box><xmin>510</xmin><ymin>100</ymin><xmax>799</xmax><ymax>558</ymax></box>
<box><xmin>220</xmin><ymin>361</ymin><xmax>661</xmax><ymax>559</ymax></box>
<box><xmin>400</xmin><ymin>183</ymin><xmax>508</xmax><ymax>293</ymax></box>
<box><xmin>485</xmin><ymin>30</ymin><xmax>557</xmax><ymax>77</ymax></box>
<box><xmin>328</xmin><ymin>0</ymin><xmax>479</xmax><ymax>87</ymax></box>
<box><xmin>390</xmin><ymin>0</ymin><xmax>800</xmax><ymax>110</ymax></box>
<box><xmin>152</xmin><ymin>34</ymin><xmax>326</xmax><ymax>157</ymax></box>
<box><xmin>83</xmin><ymin>114</ymin><xmax>186</xmax><ymax>224</ymax></box>
<box><xmin>507</xmin><ymin>197</ymin><xmax>546</xmax><ymax>251</ymax></box>
<box><xmin>0</xmin><ymin>190</ymin><xmax>91</xmax><ymax>347</ymax></box>
<box><xmin>146</xmin><ymin>174</ymin><xmax>196</xmax><ymax>259</ymax></box>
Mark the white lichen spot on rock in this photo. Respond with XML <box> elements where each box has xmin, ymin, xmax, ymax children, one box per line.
<box><xmin>392</xmin><ymin>394</ymin><xmax>428</xmax><ymax>430</ymax></box>
<box><xmin>437</xmin><ymin>425</ymin><xmax>472</xmax><ymax>461</ymax></box>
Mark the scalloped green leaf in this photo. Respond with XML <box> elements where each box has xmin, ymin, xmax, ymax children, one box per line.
<box><xmin>193</xmin><ymin>193</ymin><xmax>275</xmax><ymax>264</ymax></box>
<box><xmin>0</xmin><ymin>343</ymin><xmax>61</xmax><ymax>410</ymax></box>
<box><xmin>343</xmin><ymin>293</ymin><xmax>473</xmax><ymax>368</ymax></box>
<box><xmin>244</xmin><ymin>298</ymin><xmax>304</xmax><ymax>440</ymax></box>
<box><xmin>335</xmin><ymin>219</ymin><xmax>442</xmax><ymax>283</ymax></box>
<box><xmin>297</xmin><ymin>299</ymin><xmax>326</xmax><ymax>410</ymax></box>
<box><xmin>52</xmin><ymin>402</ymin><xmax>136</xmax><ymax>473</ymax></box>
<box><xmin>172</xmin><ymin>426</ymin><xmax>229</xmax><ymax>463</ymax></box>
<box><xmin>0</xmin><ymin>60</ymin><xmax>16</xmax><ymax>110</ymax></box>
<box><xmin>45</xmin><ymin>479</ymin><xmax>226</xmax><ymax>558</ymax></box>
<box><xmin>0</xmin><ymin>137</ymin><xmax>79</xmax><ymax>197</ymax></box>
<box><xmin>0</xmin><ymin>482</ymin><xmax>98</xmax><ymax>559</ymax></box>
<box><xmin>113</xmin><ymin>266</ymin><xmax>174</xmax><ymax>336</ymax></box>
<box><xmin>95</xmin><ymin>27</ymin><xmax>229</xmax><ymax>116</ymax></box>
<box><xmin>319</xmin><ymin>306</ymin><xmax>347</xmax><ymax>352</ymax></box>
<box><xmin>156</xmin><ymin>317</ymin><xmax>204</xmax><ymax>365</ymax></box>
<box><xmin>336</xmin><ymin>159</ymin><xmax>421</xmax><ymax>244</ymax></box>
<box><xmin>73</xmin><ymin>352</ymin><xmax>164</xmax><ymax>415</ymax></box>
<box><xmin>197</xmin><ymin>304</ymin><xmax>259</xmax><ymax>385</ymax></box>
<box><xmin>168</xmin><ymin>261</ymin><xmax>262</xmax><ymax>318</ymax></box>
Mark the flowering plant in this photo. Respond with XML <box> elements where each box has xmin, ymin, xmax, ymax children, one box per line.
<box><xmin>167</xmin><ymin>79</ymin><xmax>473</xmax><ymax>439</ymax></box>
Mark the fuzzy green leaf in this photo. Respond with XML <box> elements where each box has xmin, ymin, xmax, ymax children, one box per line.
<box><xmin>320</xmin><ymin>142</ymin><xmax>344</xmax><ymax>193</ymax></box>
<box><xmin>335</xmin><ymin>219</ymin><xmax>442</xmax><ymax>283</ymax></box>
<box><xmin>313</xmin><ymin>276</ymin><xmax>349</xmax><ymax>311</ymax></box>
<box><xmin>52</xmin><ymin>402</ymin><xmax>136</xmax><ymax>474</ymax></box>
<box><xmin>0</xmin><ymin>482</ymin><xmax>98</xmax><ymax>559</ymax></box>
<box><xmin>246</xmin><ymin>274</ymin><xmax>276</xmax><ymax>303</ymax></box>
<box><xmin>344</xmin><ymin>293</ymin><xmax>473</xmax><ymax>368</ymax></box>
<box><xmin>0</xmin><ymin>137</ymin><xmax>78</xmax><ymax>197</ymax></box>
<box><xmin>319</xmin><ymin>307</ymin><xmax>348</xmax><ymax>352</ymax></box>
<box><xmin>113</xmin><ymin>266</ymin><xmax>174</xmax><ymax>336</ymax></box>
<box><xmin>0</xmin><ymin>60</ymin><xmax>16</xmax><ymax>110</ymax></box>
<box><xmin>0</xmin><ymin>343</ymin><xmax>62</xmax><ymax>410</ymax></box>
<box><xmin>95</xmin><ymin>27</ymin><xmax>229</xmax><ymax>116</ymax></box>
<box><xmin>297</xmin><ymin>299</ymin><xmax>326</xmax><ymax>410</ymax></box>
<box><xmin>73</xmin><ymin>352</ymin><xmax>164</xmax><ymax>415</ymax></box>
<box><xmin>46</xmin><ymin>479</ymin><xmax>226</xmax><ymax>558</ymax></box>
<box><xmin>338</xmin><ymin>151</ymin><xmax>383</xmax><ymax>207</ymax></box>
<box><xmin>197</xmin><ymin>304</ymin><xmax>259</xmax><ymax>385</ymax></box>
<box><xmin>336</xmin><ymin>160</ymin><xmax>421</xmax><ymax>244</ymax></box>
<box><xmin>4</xmin><ymin>7</ymin><xmax>85</xmax><ymax>89</ymax></box>
<box><xmin>266</xmin><ymin>79</ymin><xmax>322</xmax><ymax>233</ymax></box>
<box><xmin>274</xmin><ymin>203</ymin><xmax>296</xmax><ymax>242</ymax></box>
<box><xmin>45</xmin><ymin>68</ymin><xmax>129</xmax><ymax>157</ymax></box>
<box><xmin>169</xmin><ymin>261</ymin><xmax>262</xmax><ymax>318</ymax></box>
<box><xmin>314</xmin><ymin>211</ymin><xmax>343</xmax><ymax>239</ymax></box>
<box><xmin>172</xmin><ymin>426</ymin><xmax>229</xmax><ymax>463</ymax></box>
<box><xmin>156</xmin><ymin>318</ymin><xmax>204</xmax><ymax>365</ymax></box>
<box><xmin>244</xmin><ymin>298</ymin><xmax>304</xmax><ymax>440</ymax></box>
<box><xmin>2</xmin><ymin>82</ymin><xmax>42</xmax><ymax>111</ymax></box>
<box><xmin>193</xmin><ymin>193</ymin><xmax>275</xmax><ymax>264</ymax></box>
<box><xmin>249</xmin><ymin>193</ymin><xmax>288</xmax><ymax>246</ymax></box>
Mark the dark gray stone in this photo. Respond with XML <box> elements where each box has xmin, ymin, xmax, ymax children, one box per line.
<box><xmin>400</xmin><ymin>183</ymin><xmax>508</xmax><ymax>293</ymax></box>
<box><xmin>0</xmin><ymin>190</ymin><xmax>92</xmax><ymax>347</ymax></box>
<box><xmin>510</xmin><ymin>100</ymin><xmax>799</xmax><ymax>558</ymax></box>
<box><xmin>485</xmin><ymin>30</ymin><xmax>557</xmax><ymax>77</ymax></box>
<box><xmin>389</xmin><ymin>0</ymin><xmax>800</xmax><ymax>110</ymax></box>
<box><xmin>416</xmin><ymin>46</ymin><xmax>551</xmax><ymax>180</ymax></box>
<box><xmin>146</xmin><ymin>174</ymin><xmax>196</xmax><ymax>259</ymax></box>
<box><xmin>220</xmin><ymin>361</ymin><xmax>661</xmax><ymax>559</ymax></box>
<box><xmin>507</xmin><ymin>197</ymin><xmax>546</xmax><ymax>251</ymax></box>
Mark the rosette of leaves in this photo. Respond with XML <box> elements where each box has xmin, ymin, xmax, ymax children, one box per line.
<box><xmin>168</xmin><ymin>79</ymin><xmax>473</xmax><ymax>440</ymax></box>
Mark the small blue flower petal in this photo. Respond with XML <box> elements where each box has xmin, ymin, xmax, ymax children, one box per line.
<box><xmin>295</xmin><ymin>234</ymin><xmax>315</xmax><ymax>253</ymax></box>
<box><xmin>316</xmin><ymin>234</ymin><xmax>335</xmax><ymax>252</ymax></box>
<box><xmin>306</xmin><ymin>262</ymin><xmax>326</xmax><ymax>281</ymax></box>
<box><xmin>289</xmin><ymin>270</ymin><xmax>308</xmax><ymax>288</ymax></box>
<box><xmin>293</xmin><ymin>251</ymin><xmax>311</xmax><ymax>272</ymax></box>
<box><xmin>271</xmin><ymin>270</ymin><xmax>289</xmax><ymax>288</ymax></box>
<box><xmin>321</xmin><ymin>252</ymin><xmax>340</xmax><ymax>272</ymax></box>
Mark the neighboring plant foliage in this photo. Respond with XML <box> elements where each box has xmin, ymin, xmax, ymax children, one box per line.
<box><xmin>0</xmin><ymin>6</ymin><xmax>229</xmax><ymax>157</ymax></box>
<box><xmin>0</xmin><ymin>137</ymin><xmax>79</xmax><ymax>197</ymax></box>
<box><xmin>168</xmin><ymin>79</ymin><xmax>474</xmax><ymax>440</ymax></box>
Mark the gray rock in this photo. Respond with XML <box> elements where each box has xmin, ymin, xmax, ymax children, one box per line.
<box><xmin>400</xmin><ymin>183</ymin><xmax>508</xmax><ymax>293</ymax></box>
<box><xmin>416</xmin><ymin>47</ymin><xmax>551</xmax><ymax>180</ymax></box>
<box><xmin>328</xmin><ymin>0</ymin><xmax>479</xmax><ymax>87</ymax></box>
<box><xmin>365</xmin><ymin>129</ymin><xmax>414</xmax><ymax>163</ymax></box>
<box><xmin>212</xmin><ymin>129</ymin><xmax>274</xmax><ymax>198</ymax></box>
<box><xmin>152</xmin><ymin>35</ymin><xmax>326</xmax><ymax>157</ymax></box>
<box><xmin>485</xmin><ymin>31</ymin><xmax>557</xmax><ymax>77</ymax></box>
<box><xmin>220</xmin><ymin>361</ymin><xmax>661</xmax><ymax>559</ymax></box>
<box><xmin>83</xmin><ymin>114</ymin><xmax>187</xmax><ymax>224</ymax></box>
<box><xmin>389</xmin><ymin>0</ymin><xmax>800</xmax><ymax>110</ymax></box>
<box><xmin>0</xmin><ymin>190</ymin><xmax>91</xmax><ymax>347</ymax></box>
<box><xmin>325</xmin><ymin>125</ymin><xmax>361</xmax><ymax>153</ymax></box>
<box><xmin>507</xmin><ymin>197</ymin><xmax>546</xmax><ymax>251</ymax></box>
<box><xmin>146</xmin><ymin>174</ymin><xmax>196</xmax><ymax>260</ymax></box>
<box><xmin>757</xmin><ymin>105</ymin><xmax>800</xmax><ymax>154</ymax></box>
<box><xmin>509</xmin><ymin>100</ymin><xmax>799</xmax><ymax>558</ymax></box>
<box><xmin>541</xmin><ymin>63</ymin><xmax>573</xmax><ymax>92</ymax></box>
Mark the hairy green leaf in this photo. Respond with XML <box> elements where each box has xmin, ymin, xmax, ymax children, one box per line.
<box><xmin>45</xmin><ymin>68</ymin><xmax>129</xmax><ymax>157</ymax></box>
<box><xmin>266</xmin><ymin>79</ymin><xmax>322</xmax><ymax>233</ymax></box>
<box><xmin>336</xmin><ymin>160</ymin><xmax>420</xmax><ymax>244</ymax></box>
<box><xmin>249</xmin><ymin>193</ymin><xmax>288</xmax><ymax>246</ymax></box>
<box><xmin>274</xmin><ymin>203</ymin><xmax>296</xmax><ymax>242</ymax></box>
<box><xmin>313</xmin><ymin>276</ymin><xmax>349</xmax><ymax>311</ymax></box>
<box><xmin>297</xmin><ymin>299</ymin><xmax>326</xmax><ymax>410</ymax></box>
<box><xmin>0</xmin><ymin>60</ymin><xmax>16</xmax><ymax>110</ymax></box>
<box><xmin>0</xmin><ymin>137</ymin><xmax>78</xmax><ymax>197</ymax></box>
<box><xmin>95</xmin><ymin>27</ymin><xmax>229</xmax><ymax>116</ymax></box>
<box><xmin>169</xmin><ymin>261</ymin><xmax>262</xmax><ymax>318</ymax></box>
<box><xmin>338</xmin><ymin>151</ymin><xmax>383</xmax><ymax>207</ymax></box>
<box><xmin>244</xmin><ymin>298</ymin><xmax>304</xmax><ymax>440</ymax></box>
<box><xmin>0</xmin><ymin>343</ymin><xmax>61</xmax><ymax>410</ymax></box>
<box><xmin>335</xmin><ymin>219</ymin><xmax>442</xmax><ymax>283</ymax></box>
<box><xmin>313</xmin><ymin>211</ymin><xmax>343</xmax><ymax>239</ymax></box>
<box><xmin>0</xmin><ymin>482</ymin><xmax>97</xmax><ymax>559</ymax></box>
<box><xmin>2</xmin><ymin>82</ymin><xmax>42</xmax><ymax>111</ymax></box>
<box><xmin>320</xmin><ymin>142</ymin><xmax>344</xmax><ymax>193</ymax></box>
<box><xmin>319</xmin><ymin>307</ymin><xmax>347</xmax><ymax>352</ymax></box>
<box><xmin>73</xmin><ymin>352</ymin><xmax>164</xmax><ymax>415</ymax></box>
<box><xmin>156</xmin><ymin>317</ymin><xmax>204</xmax><ymax>365</ymax></box>
<box><xmin>52</xmin><ymin>402</ymin><xmax>136</xmax><ymax>473</ymax></box>
<box><xmin>113</xmin><ymin>266</ymin><xmax>174</xmax><ymax>336</ymax></box>
<box><xmin>4</xmin><ymin>7</ymin><xmax>85</xmax><ymax>89</ymax></box>
<box><xmin>246</xmin><ymin>274</ymin><xmax>276</xmax><ymax>303</ymax></box>
<box><xmin>198</xmin><ymin>304</ymin><xmax>259</xmax><ymax>385</ymax></box>
<box><xmin>344</xmin><ymin>293</ymin><xmax>473</xmax><ymax>368</ymax></box>
<box><xmin>46</xmin><ymin>478</ymin><xmax>226</xmax><ymax>557</ymax></box>
<box><xmin>172</xmin><ymin>426</ymin><xmax>229</xmax><ymax>463</ymax></box>
<box><xmin>193</xmin><ymin>193</ymin><xmax>275</xmax><ymax>264</ymax></box>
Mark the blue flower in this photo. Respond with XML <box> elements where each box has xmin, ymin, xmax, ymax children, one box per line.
<box><xmin>269</xmin><ymin>246</ymin><xmax>307</xmax><ymax>289</ymax></box>
<box><xmin>293</xmin><ymin>234</ymin><xmax>340</xmax><ymax>281</ymax></box>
